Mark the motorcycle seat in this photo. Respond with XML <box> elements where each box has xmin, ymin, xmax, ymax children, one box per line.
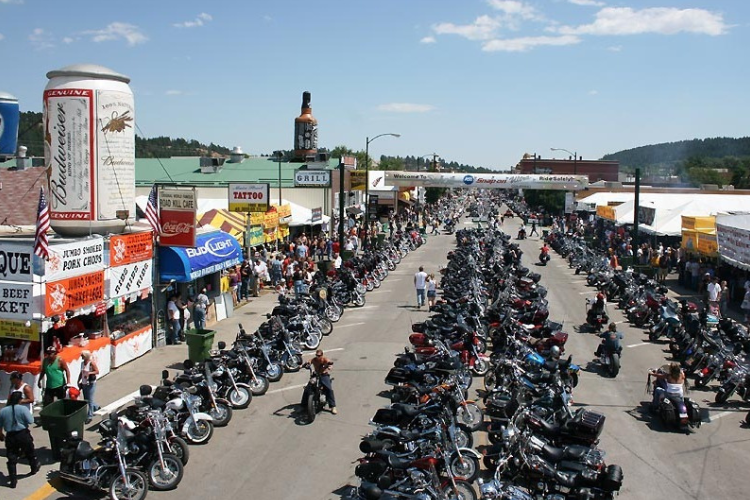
<box><xmin>400</xmin><ymin>429</ymin><xmax>421</xmax><ymax>441</ymax></box>
<box><xmin>75</xmin><ymin>440</ymin><xmax>95</xmax><ymax>460</ymax></box>
<box><xmin>387</xmin><ymin>454</ymin><xmax>413</xmax><ymax>470</ymax></box>
<box><xmin>391</xmin><ymin>404</ymin><xmax>420</xmax><ymax>418</ymax></box>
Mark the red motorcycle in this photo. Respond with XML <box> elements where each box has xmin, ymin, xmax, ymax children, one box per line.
<box><xmin>451</xmin><ymin>332</ymin><xmax>490</xmax><ymax>376</ymax></box>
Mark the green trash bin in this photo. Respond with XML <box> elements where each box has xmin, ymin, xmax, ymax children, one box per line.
<box><xmin>39</xmin><ymin>399</ymin><xmax>89</xmax><ymax>459</ymax></box>
<box><xmin>185</xmin><ymin>328</ymin><xmax>216</xmax><ymax>363</ymax></box>
<box><xmin>377</xmin><ymin>232</ymin><xmax>386</xmax><ymax>248</ymax></box>
<box><xmin>341</xmin><ymin>250</ymin><xmax>354</xmax><ymax>261</ymax></box>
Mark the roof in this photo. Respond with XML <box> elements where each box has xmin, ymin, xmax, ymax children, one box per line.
<box><xmin>0</xmin><ymin>166</ymin><xmax>48</xmax><ymax>226</ymax></box>
<box><xmin>135</xmin><ymin>156</ymin><xmax>333</xmax><ymax>188</ymax></box>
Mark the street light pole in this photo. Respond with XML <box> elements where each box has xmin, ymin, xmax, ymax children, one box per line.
<box><xmin>364</xmin><ymin>133</ymin><xmax>400</xmax><ymax>226</ymax></box>
<box><xmin>274</xmin><ymin>150</ymin><xmax>283</xmax><ymax>204</ymax></box>
<box><xmin>550</xmin><ymin>147</ymin><xmax>578</xmax><ymax>175</ymax></box>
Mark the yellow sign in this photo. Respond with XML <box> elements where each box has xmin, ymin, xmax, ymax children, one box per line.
<box><xmin>697</xmin><ymin>233</ymin><xmax>718</xmax><ymax>255</ymax></box>
<box><xmin>682</xmin><ymin>215</ymin><xmax>715</xmax><ymax>231</ymax></box>
<box><xmin>0</xmin><ymin>319</ymin><xmax>39</xmax><ymax>341</ymax></box>
<box><xmin>228</xmin><ymin>183</ymin><xmax>270</xmax><ymax>213</ymax></box>
<box><xmin>350</xmin><ymin>171</ymin><xmax>366</xmax><ymax>191</ymax></box>
<box><xmin>596</xmin><ymin>205</ymin><xmax>616</xmax><ymax>221</ymax></box>
<box><xmin>279</xmin><ymin>224</ymin><xmax>290</xmax><ymax>238</ymax></box>
<box><xmin>272</xmin><ymin>204</ymin><xmax>292</xmax><ymax>218</ymax></box>
<box><xmin>248</xmin><ymin>212</ymin><xmax>264</xmax><ymax>225</ymax></box>
<box><xmin>248</xmin><ymin>225</ymin><xmax>265</xmax><ymax>246</ymax></box>
<box><xmin>264</xmin><ymin>212</ymin><xmax>279</xmax><ymax>228</ymax></box>
<box><xmin>682</xmin><ymin>229</ymin><xmax>698</xmax><ymax>252</ymax></box>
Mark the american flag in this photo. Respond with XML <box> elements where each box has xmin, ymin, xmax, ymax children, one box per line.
<box><xmin>33</xmin><ymin>187</ymin><xmax>51</xmax><ymax>260</ymax></box>
<box><xmin>145</xmin><ymin>184</ymin><xmax>161</xmax><ymax>235</ymax></box>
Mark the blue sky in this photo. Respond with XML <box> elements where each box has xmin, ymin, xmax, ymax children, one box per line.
<box><xmin>1</xmin><ymin>0</ymin><xmax>747</xmax><ymax>170</ymax></box>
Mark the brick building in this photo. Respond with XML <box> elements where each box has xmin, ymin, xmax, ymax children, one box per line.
<box><xmin>516</xmin><ymin>156</ymin><xmax>619</xmax><ymax>183</ymax></box>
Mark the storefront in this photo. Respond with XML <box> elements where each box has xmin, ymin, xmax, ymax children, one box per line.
<box><xmin>158</xmin><ymin>230</ymin><xmax>243</xmax><ymax>332</ymax></box>
<box><xmin>105</xmin><ymin>231</ymin><xmax>155</xmax><ymax>368</ymax></box>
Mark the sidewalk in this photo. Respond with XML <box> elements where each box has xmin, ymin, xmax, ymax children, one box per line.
<box><xmin>5</xmin><ymin>290</ymin><xmax>281</xmax><ymax>497</ymax></box>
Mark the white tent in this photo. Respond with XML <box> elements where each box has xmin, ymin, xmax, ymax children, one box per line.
<box><xmin>716</xmin><ymin>214</ymin><xmax>750</xmax><ymax>270</ymax></box>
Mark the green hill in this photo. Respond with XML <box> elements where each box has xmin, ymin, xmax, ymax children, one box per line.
<box><xmin>602</xmin><ymin>137</ymin><xmax>750</xmax><ymax>170</ymax></box>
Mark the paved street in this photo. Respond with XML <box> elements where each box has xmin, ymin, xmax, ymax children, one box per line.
<box><xmin>9</xmin><ymin>217</ymin><xmax>750</xmax><ymax>500</ymax></box>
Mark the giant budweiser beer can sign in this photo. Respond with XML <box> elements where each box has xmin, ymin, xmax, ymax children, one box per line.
<box><xmin>44</xmin><ymin>64</ymin><xmax>135</xmax><ymax>237</ymax></box>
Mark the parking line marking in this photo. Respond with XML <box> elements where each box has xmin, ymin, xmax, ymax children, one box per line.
<box><xmin>709</xmin><ymin>411</ymin><xmax>733</xmax><ymax>422</ymax></box>
<box><xmin>323</xmin><ymin>348</ymin><xmax>345</xmax><ymax>353</ymax></box>
<box><xmin>23</xmin><ymin>481</ymin><xmax>57</xmax><ymax>500</ymax></box>
<box><xmin>266</xmin><ymin>383</ymin><xmax>307</xmax><ymax>395</ymax></box>
<box><xmin>336</xmin><ymin>322</ymin><xmax>366</xmax><ymax>328</ymax></box>
<box><xmin>95</xmin><ymin>389</ymin><xmax>142</xmax><ymax>416</ymax></box>
<box><xmin>627</xmin><ymin>342</ymin><xmax>650</xmax><ymax>348</ymax></box>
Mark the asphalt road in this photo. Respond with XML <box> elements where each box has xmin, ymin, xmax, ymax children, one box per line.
<box><xmin>33</xmin><ymin>213</ymin><xmax>750</xmax><ymax>500</ymax></box>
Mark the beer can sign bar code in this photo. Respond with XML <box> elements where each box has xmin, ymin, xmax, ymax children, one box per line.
<box><xmin>228</xmin><ymin>183</ymin><xmax>270</xmax><ymax>213</ymax></box>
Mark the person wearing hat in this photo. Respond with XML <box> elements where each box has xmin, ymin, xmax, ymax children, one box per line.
<box><xmin>7</xmin><ymin>372</ymin><xmax>34</xmax><ymax>413</ymax></box>
<box><xmin>0</xmin><ymin>391</ymin><xmax>40</xmax><ymax>488</ymax></box>
<box><xmin>193</xmin><ymin>288</ymin><xmax>210</xmax><ymax>330</ymax></box>
<box><xmin>38</xmin><ymin>346</ymin><xmax>69</xmax><ymax>407</ymax></box>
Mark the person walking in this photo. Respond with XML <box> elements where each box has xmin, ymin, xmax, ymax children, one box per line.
<box><xmin>426</xmin><ymin>273</ymin><xmax>438</xmax><ymax>308</ymax></box>
<box><xmin>529</xmin><ymin>218</ymin><xmax>539</xmax><ymax>237</ymax></box>
<box><xmin>38</xmin><ymin>346</ymin><xmax>69</xmax><ymax>407</ymax></box>
<box><xmin>79</xmin><ymin>350</ymin><xmax>99</xmax><ymax>424</ymax></box>
<box><xmin>414</xmin><ymin>266</ymin><xmax>428</xmax><ymax>309</ymax></box>
<box><xmin>718</xmin><ymin>280</ymin><xmax>729</xmax><ymax>318</ymax></box>
<box><xmin>0</xmin><ymin>392</ymin><xmax>40</xmax><ymax>488</ymax></box>
<box><xmin>7</xmin><ymin>372</ymin><xmax>34</xmax><ymax>412</ymax></box>
<box><xmin>193</xmin><ymin>288</ymin><xmax>210</xmax><ymax>329</ymax></box>
<box><xmin>167</xmin><ymin>294</ymin><xmax>183</xmax><ymax>345</ymax></box>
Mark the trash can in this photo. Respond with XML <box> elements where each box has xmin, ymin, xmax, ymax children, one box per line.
<box><xmin>39</xmin><ymin>399</ymin><xmax>89</xmax><ymax>459</ymax></box>
<box><xmin>185</xmin><ymin>328</ymin><xmax>216</xmax><ymax>363</ymax></box>
<box><xmin>341</xmin><ymin>250</ymin><xmax>354</xmax><ymax>261</ymax></box>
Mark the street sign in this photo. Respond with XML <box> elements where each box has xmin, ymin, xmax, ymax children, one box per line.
<box><xmin>228</xmin><ymin>183</ymin><xmax>270</xmax><ymax>212</ymax></box>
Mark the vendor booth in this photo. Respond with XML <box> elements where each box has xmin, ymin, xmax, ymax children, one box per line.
<box><xmin>716</xmin><ymin>214</ymin><xmax>750</xmax><ymax>271</ymax></box>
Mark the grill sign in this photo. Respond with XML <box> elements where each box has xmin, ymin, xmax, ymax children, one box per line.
<box><xmin>294</xmin><ymin>170</ymin><xmax>331</xmax><ymax>187</ymax></box>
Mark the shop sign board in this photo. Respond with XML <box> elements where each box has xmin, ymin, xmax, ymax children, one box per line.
<box><xmin>160</xmin><ymin>207</ymin><xmax>197</xmax><ymax>248</ymax></box>
<box><xmin>350</xmin><ymin>171</ymin><xmax>366</xmax><ymax>191</ymax></box>
<box><xmin>696</xmin><ymin>233</ymin><xmax>718</xmax><ymax>256</ymax></box>
<box><xmin>45</xmin><ymin>237</ymin><xmax>105</xmax><ymax>281</ymax></box>
<box><xmin>109</xmin><ymin>231</ymin><xmax>153</xmax><ymax>266</ymax></box>
<box><xmin>717</xmin><ymin>223</ymin><xmax>750</xmax><ymax>267</ymax></box>
<box><xmin>229</xmin><ymin>183</ymin><xmax>269</xmax><ymax>213</ymax></box>
<box><xmin>248</xmin><ymin>225</ymin><xmax>265</xmax><ymax>247</ymax></box>
<box><xmin>45</xmin><ymin>270</ymin><xmax>105</xmax><ymax>317</ymax></box>
<box><xmin>0</xmin><ymin>242</ymin><xmax>35</xmax><ymax>282</ymax></box>
<box><xmin>0</xmin><ymin>319</ymin><xmax>39</xmax><ymax>341</ymax></box>
<box><xmin>107</xmin><ymin>260</ymin><xmax>153</xmax><ymax>299</ymax></box>
<box><xmin>311</xmin><ymin>207</ymin><xmax>322</xmax><ymax>223</ymax></box>
<box><xmin>294</xmin><ymin>169</ymin><xmax>331</xmax><ymax>187</ymax></box>
<box><xmin>0</xmin><ymin>282</ymin><xmax>37</xmax><ymax>321</ymax></box>
<box><xmin>184</xmin><ymin>233</ymin><xmax>241</xmax><ymax>280</ymax></box>
<box><xmin>384</xmin><ymin>171</ymin><xmax>589</xmax><ymax>191</ymax></box>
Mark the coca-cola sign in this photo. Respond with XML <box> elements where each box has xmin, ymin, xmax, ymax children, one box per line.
<box><xmin>159</xmin><ymin>208</ymin><xmax>196</xmax><ymax>248</ymax></box>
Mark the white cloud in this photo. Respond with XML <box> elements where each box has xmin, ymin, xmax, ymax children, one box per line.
<box><xmin>29</xmin><ymin>27</ymin><xmax>55</xmax><ymax>50</ymax></box>
<box><xmin>378</xmin><ymin>103</ymin><xmax>435</xmax><ymax>113</ymax></box>
<box><xmin>165</xmin><ymin>90</ymin><xmax>184</xmax><ymax>96</ymax></box>
<box><xmin>607</xmin><ymin>45</ymin><xmax>622</xmax><ymax>52</ymax></box>
<box><xmin>568</xmin><ymin>0</ymin><xmax>605</xmax><ymax>7</ymax></box>
<box><xmin>0</xmin><ymin>0</ymin><xmax>23</xmax><ymax>4</ymax></box>
<box><xmin>487</xmin><ymin>0</ymin><xmax>539</xmax><ymax>20</ymax></box>
<box><xmin>420</xmin><ymin>36</ymin><xmax>436</xmax><ymax>44</ymax></box>
<box><xmin>482</xmin><ymin>34</ymin><xmax>581</xmax><ymax>52</ymax></box>
<box><xmin>174</xmin><ymin>12</ymin><xmax>212</xmax><ymax>29</ymax></box>
<box><xmin>0</xmin><ymin>33</ymin><xmax>4</xmax><ymax>41</ymax></box>
<box><xmin>263</xmin><ymin>15</ymin><xmax>272</xmax><ymax>22</ymax></box>
<box><xmin>433</xmin><ymin>15</ymin><xmax>501</xmax><ymax>41</ymax></box>
<box><xmin>62</xmin><ymin>36</ymin><xmax>74</xmax><ymax>44</ymax></box>
<box><xmin>556</xmin><ymin>7</ymin><xmax>728</xmax><ymax>36</ymax></box>
<box><xmin>84</xmin><ymin>22</ymin><xmax>147</xmax><ymax>46</ymax></box>
<box><xmin>588</xmin><ymin>89</ymin><xmax>599</xmax><ymax>95</ymax></box>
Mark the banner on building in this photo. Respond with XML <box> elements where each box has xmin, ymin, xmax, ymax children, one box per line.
<box><xmin>294</xmin><ymin>169</ymin><xmax>331</xmax><ymax>187</ymax></box>
<box><xmin>311</xmin><ymin>207</ymin><xmax>322</xmax><ymax>223</ymax></box>
<box><xmin>0</xmin><ymin>283</ymin><xmax>38</xmax><ymax>321</ymax></box>
<box><xmin>0</xmin><ymin>242</ymin><xmax>35</xmax><ymax>283</ymax></box>
<box><xmin>45</xmin><ymin>270</ymin><xmax>105</xmax><ymax>316</ymax></box>
<box><xmin>107</xmin><ymin>260</ymin><xmax>153</xmax><ymax>299</ymax></box>
<box><xmin>159</xmin><ymin>187</ymin><xmax>197</xmax><ymax>248</ymax></box>
<box><xmin>229</xmin><ymin>183</ymin><xmax>270</xmax><ymax>213</ymax></box>
<box><xmin>45</xmin><ymin>237</ymin><xmax>105</xmax><ymax>281</ymax></box>
<box><xmin>109</xmin><ymin>231</ymin><xmax>153</xmax><ymax>266</ymax></box>
<box><xmin>565</xmin><ymin>192</ymin><xmax>576</xmax><ymax>214</ymax></box>
<box><xmin>383</xmin><ymin>171</ymin><xmax>589</xmax><ymax>191</ymax></box>
<box><xmin>350</xmin><ymin>171</ymin><xmax>366</xmax><ymax>191</ymax></box>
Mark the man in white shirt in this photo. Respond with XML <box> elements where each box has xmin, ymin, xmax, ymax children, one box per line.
<box><xmin>414</xmin><ymin>266</ymin><xmax>428</xmax><ymax>308</ymax></box>
<box><xmin>333</xmin><ymin>253</ymin><xmax>342</xmax><ymax>270</ymax></box>
<box><xmin>706</xmin><ymin>277</ymin><xmax>721</xmax><ymax>311</ymax></box>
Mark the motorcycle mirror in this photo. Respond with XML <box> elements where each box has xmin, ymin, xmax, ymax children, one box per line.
<box><xmin>161</xmin><ymin>369</ymin><xmax>169</xmax><ymax>380</ymax></box>
<box><xmin>183</xmin><ymin>359</ymin><xmax>195</xmax><ymax>370</ymax></box>
<box><xmin>217</xmin><ymin>341</ymin><xmax>227</xmax><ymax>350</ymax></box>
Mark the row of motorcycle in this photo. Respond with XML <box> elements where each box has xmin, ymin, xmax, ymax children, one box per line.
<box><xmin>55</xmin><ymin>235</ymin><xmax>425</xmax><ymax>500</ymax></box>
<box><xmin>547</xmin><ymin>229</ymin><xmax>750</xmax><ymax>431</ymax></box>
<box><xmin>354</xmin><ymin>222</ymin><xmax>624</xmax><ymax>500</ymax></box>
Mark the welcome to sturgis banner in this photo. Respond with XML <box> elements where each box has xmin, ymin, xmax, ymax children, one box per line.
<box><xmin>384</xmin><ymin>172</ymin><xmax>589</xmax><ymax>191</ymax></box>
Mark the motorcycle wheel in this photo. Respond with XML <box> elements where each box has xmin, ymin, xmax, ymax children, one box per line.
<box><xmin>456</xmin><ymin>403</ymin><xmax>484</xmax><ymax>431</ymax></box>
<box><xmin>451</xmin><ymin>479</ymin><xmax>478</xmax><ymax>500</ymax></box>
<box><xmin>228</xmin><ymin>386</ymin><xmax>252</xmax><ymax>409</ymax></box>
<box><xmin>649</xmin><ymin>330</ymin><xmax>659</xmax><ymax>342</ymax></box>
<box><xmin>284</xmin><ymin>354</ymin><xmax>303</xmax><ymax>372</ymax></box>
<box><xmin>185</xmin><ymin>419</ymin><xmax>213</xmax><ymax>444</ymax></box>
<box><xmin>483</xmin><ymin>371</ymin><xmax>498</xmax><ymax>391</ymax></box>
<box><xmin>471</xmin><ymin>357</ymin><xmax>490</xmax><ymax>376</ymax></box>
<box><xmin>306</xmin><ymin>395</ymin><xmax>316</xmax><ymax>423</ymax></box>
<box><xmin>694</xmin><ymin>376</ymin><xmax>708</xmax><ymax>388</ymax></box>
<box><xmin>265</xmin><ymin>363</ymin><xmax>283</xmax><ymax>382</ymax></box>
<box><xmin>304</xmin><ymin>332</ymin><xmax>322</xmax><ymax>350</ymax></box>
<box><xmin>457</xmin><ymin>368</ymin><xmax>473</xmax><ymax>391</ymax></box>
<box><xmin>210</xmin><ymin>402</ymin><xmax>233</xmax><ymax>427</ymax></box>
<box><xmin>109</xmin><ymin>468</ymin><xmax>148</xmax><ymax>500</ymax></box>
<box><xmin>372</xmin><ymin>277</ymin><xmax>381</xmax><ymax>289</ymax></box>
<box><xmin>325</xmin><ymin>306</ymin><xmax>341</xmax><ymax>323</ymax></box>
<box><xmin>365</xmin><ymin>280</ymin><xmax>374</xmax><ymax>292</ymax></box>
<box><xmin>318</xmin><ymin>318</ymin><xmax>333</xmax><ymax>336</ymax></box>
<box><xmin>715</xmin><ymin>386</ymin><xmax>732</xmax><ymax>404</ymax></box>
<box><xmin>449</xmin><ymin>453</ymin><xmax>480</xmax><ymax>483</ymax></box>
<box><xmin>147</xmin><ymin>453</ymin><xmax>184</xmax><ymax>491</ymax></box>
<box><xmin>248</xmin><ymin>375</ymin><xmax>270</xmax><ymax>396</ymax></box>
<box><xmin>569</xmin><ymin>373</ymin><xmax>579</xmax><ymax>388</ymax></box>
<box><xmin>352</xmin><ymin>294</ymin><xmax>366</xmax><ymax>307</ymax></box>
<box><xmin>475</xmin><ymin>338</ymin><xmax>487</xmax><ymax>354</ymax></box>
<box><xmin>167</xmin><ymin>436</ymin><xmax>190</xmax><ymax>466</ymax></box>
<box><xmin>454</xmin><ymin>425</ymin><xmax>474</xmax><ymax>449</ymax></box>
<box><xmin>609</xmin><ymin>353</ymin><xmax>620</xmax><ymax>378</ymax></box>
<box><xmin>356</xmin><ymin>283</ymin><xmax>366</xmax><ymax>295</ymax></box>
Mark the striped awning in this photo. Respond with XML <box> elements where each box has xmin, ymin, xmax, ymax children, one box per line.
<box><xmin>197</xmin><ymin>209</ymin><xmax>247</xmax><ymax>241</ymax></box>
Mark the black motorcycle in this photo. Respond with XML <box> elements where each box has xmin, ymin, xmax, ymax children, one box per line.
<box><xmin>301</xmin><ymin>364</ymin><xmax>331</xmax><ymax>423</ymax></box>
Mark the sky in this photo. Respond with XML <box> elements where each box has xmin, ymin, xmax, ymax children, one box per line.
<box><xmin>1</xmin><ymin>0</ymin><xmax>747</xmax><ymax>170</ymax></box>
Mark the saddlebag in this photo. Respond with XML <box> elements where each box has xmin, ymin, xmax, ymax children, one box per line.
<box><xmin>601</xmin><ymin>464</ymin><xmax>624</xmax><ymax>492</ymax></box>
<box><xmin>572</xmin><ymin>409</ymin><xmax>606</xmax><ymax>442</ymax></box>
